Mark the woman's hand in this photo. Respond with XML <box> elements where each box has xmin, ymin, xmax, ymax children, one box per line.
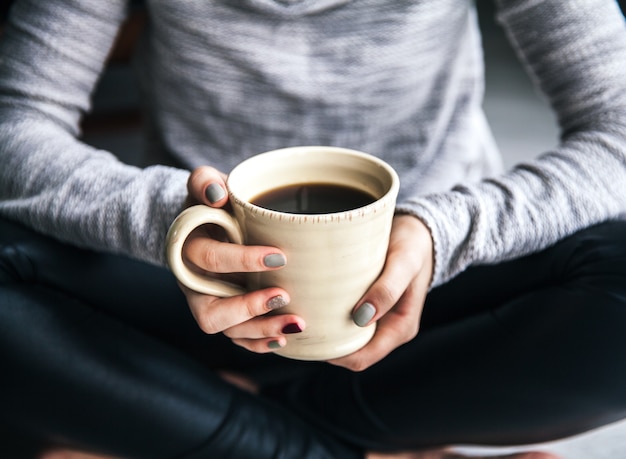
<box><xmin>329</xmin><ymin>214</ymin><xmax>434</xmax><ymax>371</ymax></box>
<box><xmin>180</xmin><ymin>166</ymin><xmax>306</xmax><ymax>353</ymax></box>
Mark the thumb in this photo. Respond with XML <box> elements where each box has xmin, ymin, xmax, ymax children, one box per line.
<box><xmin>352</xmin><ymin>215</ymin><xmax>433</xmax><ymax>327</ymax></box>
<box><xmin>187</xmin><ymin>166</ymin><xmax>229</xmax><ymax>207</ymax></box>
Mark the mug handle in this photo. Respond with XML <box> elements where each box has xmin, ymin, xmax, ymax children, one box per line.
<box><xmin>165</xmin><ymin>205</ymin><xmax>247</xmax><ymax>297</ymax></box>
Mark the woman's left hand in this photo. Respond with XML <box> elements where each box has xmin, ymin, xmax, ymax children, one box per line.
<box><xmin>328</xmin><ymin>214</ymin><xmax>434</xmax><ymax>371</ymax></box>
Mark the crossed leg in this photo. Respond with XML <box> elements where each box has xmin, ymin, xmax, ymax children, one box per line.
<box><xmin>3</xmin><ymin>218</ymin><xmax>626</xmax><ymax>458</ymax></box>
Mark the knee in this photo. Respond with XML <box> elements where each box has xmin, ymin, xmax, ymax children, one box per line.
<box><xmin>562</xmin><ymin>220</ymin><xmax>626</xmax><ymax>334</ymax></box>
<box><xmin>554</xmin><ymin>222</ymin><xmax>626</xmax><ymax>405</ymax></box>
<box><xmin>563</xmin><ymin>219</ymin><xmax>626</xmax><ymax>298</ymax></box>
<box><xmin>0</xmin><ymin>218</ymin><xmax>76</xmax><ymax>285</ymax></box>
<box><xmin>0</xmin><ymin>218</ymin><xmax>40</xmax><ymax>284</ymax></box>
<box><xmin>0</xmin><ymin>243</ymin><xmax>34</xmax><ymax>284</ymax></box>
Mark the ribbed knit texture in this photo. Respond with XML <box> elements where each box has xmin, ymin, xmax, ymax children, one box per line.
<box><xmin>0</xmin><ymin>0</ymin><xmax>625</xmax><ymax>286</ymax></box>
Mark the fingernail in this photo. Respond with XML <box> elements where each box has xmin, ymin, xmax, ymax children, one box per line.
<box><xmin>205</xmin><ymin>183</ymin><xmax>226</xmax><ymax>203</ymax></box>
<box><xmin>264</xmin><ymin>253</ymin><xmax>286</xmax><ymax>268</ymax></box>
<box><xmin>267</xmin><ymin>295</ymin><xmax>288</xmax><ymax>310</ymax></box>
<box><xmin>281</xmin><ymin>323</ymin><xmax>303</xmax><ymax>334</ymax></box>
<box><xmin>353</xmin><ymin>302</ymin><xmax>376</xmax><ymax>327</ymax></box>
<box><xmin>268</xmin><ymin>340</ymin><xmax>282</xmax><ymax>349</ymax></box>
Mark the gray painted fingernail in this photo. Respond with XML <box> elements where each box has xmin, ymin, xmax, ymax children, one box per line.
<box><xmin>264</xmin><ymin>253</ymin><xmax>286</xmax><ymax>268</ymax></box>
<box><xmin>353</xmin><ymin>302</ymin><xmax>376</xmax><ymax>327</ymax></box>
<box><xmin>268</xmin><ymin>340</ymin><xmax>282</xmax><ymax>349</ymax></box>
<box><xmin>267</xmin><ymin>295</ymin><xmax>288</xmax><ymax>310</ymax></box>
<box><xmin>205</xmin><ymin>183</ymin><xmax>226</xmax><ymax>203</ymax></box>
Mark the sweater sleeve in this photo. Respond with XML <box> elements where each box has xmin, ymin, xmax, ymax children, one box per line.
<box><xmin>397</xmin><ymin>0</ymin><xmax>626</xmax><ymax>287</ymax></box>
<box><xmin>0</xmin><ymin>0</ymin><xmax>189</xmax><ymax>267</ymax></box>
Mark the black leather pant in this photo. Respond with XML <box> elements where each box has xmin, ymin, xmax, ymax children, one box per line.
<box><xmin>2</xmin><ymin>217</ymin><xmax>626</xmax><ymax>458</ymax></box>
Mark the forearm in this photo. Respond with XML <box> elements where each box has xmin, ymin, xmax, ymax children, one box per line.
<box><xmin>0</xmin><ymin>116</ymin><xmax>189</xmax><ymax>266</ymax></box>
<box><xmin>398</xmin><ymin>0</ymin><xmax>626</xmax><ymax>286</ymax></box>
<box><xmin>0</xmin><ymin>0</ymin><xmax>191</xmax><ymax>266</ymax></box>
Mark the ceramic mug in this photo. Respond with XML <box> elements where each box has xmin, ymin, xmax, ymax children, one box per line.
<box><xmin>166</xmin><ymin>146</ymin><xmax>400</xmax><ymax>360</ymax></box>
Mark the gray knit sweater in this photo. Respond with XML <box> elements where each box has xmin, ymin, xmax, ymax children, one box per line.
<box><xmin>1</xmin><ymin>0</ymin><xmax>625</xmax><ymax>287</ymax></box>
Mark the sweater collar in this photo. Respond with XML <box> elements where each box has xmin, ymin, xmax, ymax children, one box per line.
<box><xmin>232</xmin><ymin>0</ymin><xmax>351</xmax><ymax>16</ymax></box>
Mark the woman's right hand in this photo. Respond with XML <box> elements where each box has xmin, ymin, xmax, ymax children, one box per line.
<box><xmin>179</xmin><ymin>166</ymin><xmax>306</xmax><ymax>353</ymax></box>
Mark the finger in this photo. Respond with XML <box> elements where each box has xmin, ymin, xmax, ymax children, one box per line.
<box><xmin>184</xmin><ymin>285</ymin><xmax>290</xmax><ymax>334</ymax></box>
<box><xmin>231</xmin><ymin>336</ymin><xmax>288</xmax><ymax>354</ymax></box>
<box><xmin>351</xmin><ymin>248</ymin><xmax>416</xmax><ymax>327</ymax></box>
<box><xmin>334</xmin><ymin>242</ymin><xmax>432</xmax><ymax>371</ymax></box>
<box><xmin>352</xmin><ymin>216</ymin><xmax>432</xmax><ymax>327</ymax></box>
<box><xmin>40</xmin><ymin>450</ymin><xmax>121</xmax><ymax>459</ymax></box>
<box><xmin>218</xmin><ymin>371</ymin><xmax>260</xmax><ymax>394</ymax></box>
<box><xmin>330</xmin><ymin>281</ymin><xmax>423</xmax><ymax>371</ymax></box>
<box><xmin>223</xmin><ymin>314</ymin><xmax>305</xmax><ymax>340</ymax></box>
<box><xmin>184</xmin><ymin>235</ymin><xmax>286</xmax><ymax>273</ymax></box>
<box><xmin>187</xmin><ymin>166</ymin><xmax>229</xmax><ymax>206</ymax></box>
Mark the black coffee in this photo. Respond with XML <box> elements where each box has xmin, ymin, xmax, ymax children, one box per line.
<box><xmin>251</xmin><ymin>183</ymin><xmax>377</xmax><ymax>214</ymax></box>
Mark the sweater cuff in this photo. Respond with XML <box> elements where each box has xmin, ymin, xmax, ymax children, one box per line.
<box><xmin>396</xmin><ymin>191</ymin><xmax>474</xmax><ymax>288</ymax></box>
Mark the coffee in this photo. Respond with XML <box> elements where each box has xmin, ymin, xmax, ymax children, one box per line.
<box><xmin>251</xmin><ymin>183</ymin><xmax>377</xmax><ymax>214</ymax></box>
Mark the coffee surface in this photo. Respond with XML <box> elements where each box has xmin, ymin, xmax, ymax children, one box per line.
<box><xmin>251</xmin><ymin>183</ymin><xmax>376</xmax><ymax>214</ymax></box>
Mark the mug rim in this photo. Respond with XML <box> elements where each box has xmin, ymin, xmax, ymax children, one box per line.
<box><xmin>226</xmin><ymin>146</ymin><xmax>400</xmax><ymax>222</ymax></box>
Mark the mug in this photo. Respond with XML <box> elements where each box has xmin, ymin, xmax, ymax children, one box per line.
<box><xmin>166</xmin><ymin>146</ymin><xmax>400</xmax><ymax>360</ymax></box>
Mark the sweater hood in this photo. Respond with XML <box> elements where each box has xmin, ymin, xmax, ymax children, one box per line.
<box><xmin>229</xmin><ymin>0</ymin><xmax>351</xmax><ymax>16</ymax></box>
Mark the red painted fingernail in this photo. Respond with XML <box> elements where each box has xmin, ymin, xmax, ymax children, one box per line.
<box><xmin>281</xmin><ymin>323</ymin><xmax>302</xmax><ymax>334</ymax></box>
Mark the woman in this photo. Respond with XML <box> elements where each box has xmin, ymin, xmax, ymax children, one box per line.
<box><xmin>1</xmin><ymin>0</ymin><xmax>625</xmax><ymax>458</ymax></box>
